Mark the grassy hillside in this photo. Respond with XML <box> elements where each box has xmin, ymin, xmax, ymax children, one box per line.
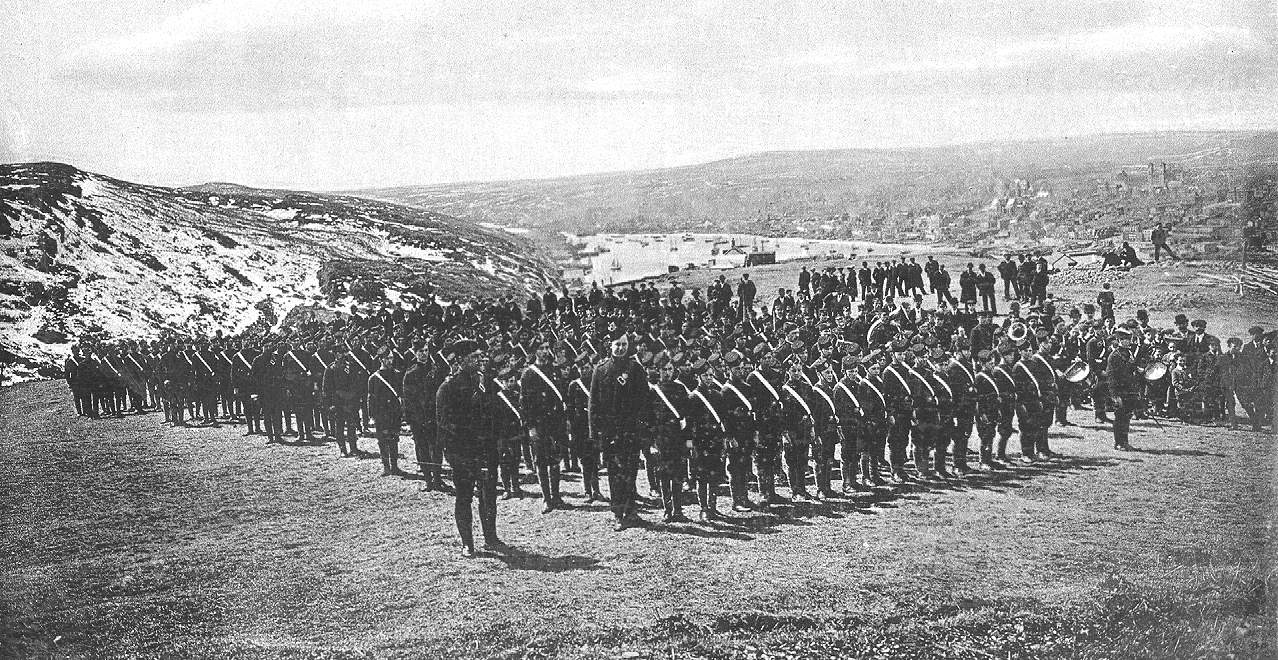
<box><xmin>0</xmin><ymin>163</ymin><xmax>558</xmax><ymax>384</ymax></box>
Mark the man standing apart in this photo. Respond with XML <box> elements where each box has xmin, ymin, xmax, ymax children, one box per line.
<box><xmin>589</xmin><ymin>334</ymin><xmax>650</xmax><ymax>530</ymax></box>
<box><xmin>436</xmin><ymin>340</ymin><xmax>502</xmax><ymax>557</ymax></box>
<box><xmin>1151</xmin><ymin>223</ymin><xmax>1179</xmax><ymax>262</ymax></box>
<box><xmin>737</xmin><ymin>274</ymin><xmax>757</xmax><ymax>323</ymax></box>
<box><xmin>1107</xmin><ymin>328</ymin><xmax>1140</xmax><ymax>451</ymax></box>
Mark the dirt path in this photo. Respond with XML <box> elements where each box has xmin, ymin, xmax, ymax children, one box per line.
<box><xmin>2</xmin><ymin>380</ymin><xmax>1274</xmax><ymax>658</ymax></box>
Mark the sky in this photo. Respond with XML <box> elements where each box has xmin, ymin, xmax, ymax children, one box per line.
<box><xmin>1</xmin><ymin>0</ymin><xmax>1275</xmax><ymax>190</ymax></box>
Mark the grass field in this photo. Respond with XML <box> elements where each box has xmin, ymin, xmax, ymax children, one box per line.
<box><xmin>2</xmin><ymin>376</ymin><xmax>1275</xmax><ymax>659</ymax></box>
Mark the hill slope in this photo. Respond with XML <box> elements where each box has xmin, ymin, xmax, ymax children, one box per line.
<box><xmin>0</xmin><ymin>163</ymin><xmax>557</xmax><ymax>384</ymax></box>
<box><xmin>356</xmin><ymin>131</ymin><xmax>1278</xmax><ymax>239</ymax></box>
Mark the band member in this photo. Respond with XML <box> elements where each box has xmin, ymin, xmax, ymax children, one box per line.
<box><xmin>1107</xmin><ymin>328</ymin><xmax>1140</xmax><ymax>451</ymax></box>
<box><xmin>436</xmin><ymin>340</ymin><xmax>501</xmax><ymax>557</ymax></box>
<box><xmin>687</xmin><ymin>359</ymin><xmax>729</xmax><ymax>520</ymax></box>
<box><xmin>521</xmin><ymin>342</ymin><xmax>571</xmax><ymax>513</ymax></box>
<box><xmin>720</xmin><ymin>351</ymin><xmax>758</xmax><ymax>511</ymax></box>
<box><xmin>588</xmin><ymin>334</ymin><xmax>650</xmax><ymax>531</ymax></box>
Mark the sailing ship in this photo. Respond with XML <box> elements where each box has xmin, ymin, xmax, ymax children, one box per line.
<box><xmin>609</xmin><ymin>258</ymin><xmax>622</xmax><ymax>271</ymax></box>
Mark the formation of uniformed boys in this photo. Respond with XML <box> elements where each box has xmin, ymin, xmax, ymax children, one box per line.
<box><xmin>64</xmin><ymin>264</ymin><xmax>1276</xmax><ymax>557</ymax></box>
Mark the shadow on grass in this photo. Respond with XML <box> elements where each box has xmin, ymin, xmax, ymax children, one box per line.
<box><xmin>486</xmin><ymin>545</ymin><xmax>604</xmax><ymax>572</ymax></box>
<box><xmin>1128</xmin><ymin>447</ymin><xmax>1227</xmax><ymax>458</ymax></box>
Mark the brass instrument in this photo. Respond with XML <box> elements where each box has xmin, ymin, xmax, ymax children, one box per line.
<box><xmin>1007</xmin><ymin>322</ymin><xmax>1029</xmax><ymax>345</ymax></box>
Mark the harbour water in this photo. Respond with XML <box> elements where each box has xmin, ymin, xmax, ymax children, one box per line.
<box><xmin>560</xmin><ymin>233</ymin><xmax>922</xmax><ymax>286</ymax></box>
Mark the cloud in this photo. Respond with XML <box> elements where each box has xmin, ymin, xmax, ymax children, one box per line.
<box><xmin>67</xmin><ymin>0</ymin><xmax>425</xmax><ymax>62</ymax></box>
<box><xmin>793</xmin><ymin>20</ymin><xmax>1264</xmax><ymax>77</ymax></box>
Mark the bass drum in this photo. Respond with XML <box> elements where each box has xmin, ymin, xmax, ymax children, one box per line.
<box><xmin>1063</xmin><ymin>361</ymin><xmax>1091</xmax><ymax>383</ymax></box>
<box><xmin>1142</xmin><ymin>361</ymin><xmax>1169</xmax><ymax>381</ymax></box>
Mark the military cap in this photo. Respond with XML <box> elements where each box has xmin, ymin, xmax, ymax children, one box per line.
<box><xmin>690</xmin><ymin>358</ymin><xmax>708</xmax><ymax>374</ymax></box>
<box><xmin>841</xmin><ymin>355</ymin><xmax>859</xmax><ymax>369</ymax></box>
<box><xmin>1113</xmin><ymin>327</ymin><xmax>1134</xmax><ymax>338</ymax></box>
<box><xmin>1174</xmin><ymin>314</ymin><xmax>1189</xmax><ymax>325</ymax></box>
<box><xmin>976</xmin><ymin>349</ymin><xmax>994</xmax><ymax>361</ymax></box>
<box><xmin>446</xmin><ymin>339</ymin><xmax>485</xmax><ymax>357</ymax></box>
<box><xmin>1034</xmin><ymin>328</ymin><xmax>1049</xmax><ymax>340</ymax></box>
<box><xmin>911</xmin><ymin>343</ymin><xmax>927</xmax><ymax>355</ymax></box>
<box><xmin>924</xmin><ymin>336</ymin><xmax>938</xmax><ymax>347</ymax></box>
<box><xmin>1191</xmin><ymin>319</ymin><xmax>1207</xmax><ymax>329</ymax></box>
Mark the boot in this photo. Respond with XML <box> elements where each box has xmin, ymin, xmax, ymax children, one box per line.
<box><xmin>537</xmin><ymin>465</ymin><xmax>554</xmax><ymax>512</ymax></box>
<box><xmin>550</xmin><ymin>465</ymin><xmax>571</xmax><ymax>508</ymax></box>
<box><xmin>670</xmin><ymin>484</ymin><xmax>689</xmax><ymax>522</ymax></box>
<box><xmin>859</xmin><ymin>455</ymin><xmax>874</xmax><ymax>487</ymax></box>
<box><xmin>455</xmin><ymin>501</ymin><xmax>475</xmax><ymax>557</ymax></box>
<box><xmin>932</xmin><ymin>445</ymin><xmax>951</xmax><ymax>478</ymax></box>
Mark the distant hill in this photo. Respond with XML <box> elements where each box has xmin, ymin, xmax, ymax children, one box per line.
<box><xmin>354</xmin><ymin>131</ymin><xmax>1278</xmax><ymax>235</ymax></box>
<box><xmin>0</xmin><ymin>163</ymin><xmax>557</xmax><ymax>383</ymax></box>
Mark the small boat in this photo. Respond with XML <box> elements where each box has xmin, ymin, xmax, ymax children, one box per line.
<box><xmin>670</xmin><ymin>244</ymin><xmax>678</xmax><ymax>252</ymax></box>
<box><xmin>609</xmin><ymin>258</ymin><xmax>622</xmax><ymax>271</ymax></box>
<box><xmin>682</xmin><ymin>234</ymin><xmax>695</xmax><ymax>242</ymax></box>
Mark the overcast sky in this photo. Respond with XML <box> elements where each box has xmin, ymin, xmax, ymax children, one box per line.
<box><xmin>2</xmin><ymin>0</ymin><xmax>1274</xmax><ymax>190</ymax></box>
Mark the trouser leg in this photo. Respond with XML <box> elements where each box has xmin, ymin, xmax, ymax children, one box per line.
<box><xmin>785</xmin><ymin>442</ymin><xmax>810</xmax><ymax>495</ymax></box>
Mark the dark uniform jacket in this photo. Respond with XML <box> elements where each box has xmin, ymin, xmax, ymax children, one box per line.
<box><xmin>1106</xmin><ymin>347</ymin><xmax>1141</xmax><ymax>399</ymax></box>
<box><xmin>436</xmin><ymin>369</ymin><xmax>498</xmax><ymax>463</ymax></box>
<box><xmin>587</xmin><ymin>356</ymin><xmax>648</xmax><ymax>436</ymax></box>
<box><xmin>520</xmin><ymin>362</ymin><xmax>566</xmax><ymax>428</ymax></box>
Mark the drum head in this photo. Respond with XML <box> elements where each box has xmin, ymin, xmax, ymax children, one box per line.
<box><xmin>1064</xmin><ymin>362</ymin><xmax>1090</xmax><ymax>383</ymax></box>
<box><xmin>1143</xmin><ymin>362</ymin><xmax>1168</xmax><ymax>381</ymax></box>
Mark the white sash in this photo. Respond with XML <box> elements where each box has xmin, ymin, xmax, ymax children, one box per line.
<box><xmin>950</xmin><ymin>357</ymin><xmax>975</xmax><ymax>383</ymax></box>
<box><xmin>1014</xmin><ymin>361</ymin><xmax>1042</xmax><ymax>398</ymax></box>
<box><xmin>835</xmin><ymin>381</ymin><xmax>862</xmax><ymax>412</ymax></box>
<box><xmin>571</xmin><ymin>378</ymin><xmax>590</xmax><ymax>398</ymax></box>
<box><xmin>1034</xmin><ymin>354</ymin><xmax>1058</xmax><ymax>388</ymax></box>
<box><xmin>977</xmin><ymin>371</ymin><xmax>1001</xmax><ymax>397</ymax></box>
<box><xmin>372</xmin><ymin>371</ymin><xmax>400</xmax><ymax>399</ymax></box>
<box><xmin>723</xmin><ymin>383</ymin><xmax>753</xmax><ymax>411</ymax></box>
<box><xmin>651</xmin><ymin>383</ymin><xmax>682</xmax><ymax>420</ymax></box>
<box><xmin>314</xmin><ymin>353</ymin><xmax>329</xmax><ymax>370</ymax></box>
<box><xmin>930</xmin><ymin>370</ymin><xmax>953</xmax><ymax>398</ymax></box>
<box><xmin>348</xmin><ymin>351</ymin><xmax>370</xmax><ymax>373</ymax></box>
<box><xmin>235</xmin><ymin>351</ymin><xmax>254</xmax><ymax>370</ymax></box>
<box><xmin>862</xmin><ymin>379</ymin><xmax>886</xmax><ymax>408</ymax></box>
<box><xmin>527</xmin><ymin>363</ymin><xmax>565</xmax><ymax>407</ymax></box>
<box><xmin>886</xmin><ymin>365</ymin><xmax>911</xmax><ymax>397</ymax></box>
<box><xmin>750</xmin><ymin>370</ymin><xmax>780</xmax><ymax>401</ymax></box>
<box><xmin>904</xmin><ymin>364</ymin><xmax>936</xmax><ymax>398</ymax></box>
<box><xmin>287</xmin><ymin>350</ymin><xmax>309</xmax><ymax>374</ymax></box>
<box><xmin>497</xmin><ymin>391</ymin><xmax>522</xmax><ymax>422</ymax></box>
<box><xmin>811</xmin><ymin>384</ymin><xmax>838</xmax><ymax>422</ymax></box>
<box><xmin>693</xmin><ymin>390</ymin><xmax>726</xmax><ymax>431</ymax></box>
<box><xmin>782</xmin><ymin>383</ymin><xmax>813</xmax><ymax>417</ymax></box>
